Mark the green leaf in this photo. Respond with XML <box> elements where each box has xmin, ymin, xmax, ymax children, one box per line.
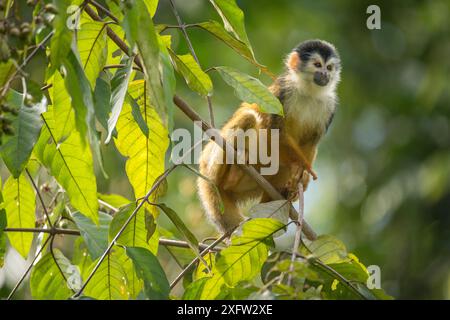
<box><xmin>215</xmin><ymin>218</ymin><xmax>285</xmax><ymax>287</ymax></box>
<box><xmin>0</xmin><ymin>90</ymin><xmax>45</xmax><ymax>178</ymax></box>
<box><xmin>109</xmin><ymin>203</ymin><xmax>159</xmax><ymax>255</ymax></box>
<box><xmin>0</xmin><ymin>60</ymin><xmax>15</xmax><ymax>87</ymax></box>
<box><xmin>30</xmin><ymin>249</ymin><xmax>81</xmax><ymax>299</ymax></box>
<box><xmin>143</xmin><ymin>0</ymin><xmax>159</xmax><ymax>17</ymax></box>
<box><xmin>105</xmin><ymin>58</ymin><xmax>134</xmax><ymax>144</ymax></box>
<box><xmin>126</xmin><ymin>246</ymin><xmax>170</xmax><ymax>300</ymax></box>
<box><xmin>98</xmin><ymin>193</ymin><xmax>130</xmax><ymax>209</ymax></box>
<box><xmin>122</xmin><ymin>0</ymin><xmax>167</xmax><ymax>124</ymax></box>
<box><xmin>157</xmin><ymin>203</ymin><xmax>199</xmax><ymax>254</ymax></box>
<box><xmin>2</xmin><ymin>174</ymin><xmax>35</xmax><ymax>258</ymax></box>
<box><xmin>72</xmin><ymin>237</ymin><xmax>94</xmax><ymax>277</ymax></box>
<box><xmin>307</xmin><ymin>235</ymin><xmax>350</xmax><ymax>264</ymax></box>
<box><xmin>168</xmin><ymin>50</ymin><xmax>213</xmax><ymax>96</ymax></box>
<box><xmin>114</xmin><ymin>80</ymin><xmax>169</xmax><ymax>212</ymax></box>
<box><xmin>195</xmin><ymin>21</ymin><xmax>267</xmax><ymax>73</ymax></box>
<box><xmin>63</xmin><ymin>49</ymin><xmax>107</xmax><ymax>178</ymax></box>
<box><xmin>0</xmin><ymin>233</ymin><xmax>6</xmax><ymax>268</ymax></box>
<box><xmin>93</xmin><ymin>75</ymin><xmax>112</xmax><ymax>131</ymax></box>
<box><xmin>50</xmin><ymin>71</ymin><xmax>75</xmax><ymax>144</ymax></box>
<box><xmin>183</xmin><ymin>277</ymin><xmax>210</xmax><ymax>300</ymax></box>
<box><xmin>209</xmin><ymin>0</ymin><xmax>253</xmax><ymax>52</ymax></box>
<box><xmin>215</xmin><ymin>66</ymin><xmax>283</xmax><ymax>115</ymax></box>
<box><xmin>34</xmin><ymin>106</ymin><xmax>99</xmax><ymax>224</ymax></box>
<box><xmin>72</xmin><ymin>211</ymin><xmax>112</xmax><ymax>260</ymax></box>
<box><xmin>83</xmin><ymin>246</ymin><xmax>130</xmax><ymax>300</ymax></box>
<box><xmin>157</xmin><ymin>34</ymin><xmax>176</xmax><ymax>132</ymax></box>
<box><xmin>77</xmin><ymin>21</ymin><xmax>108</xmax><ymax>88</ymax></box>
<box><xmin>248</xmin><ymin>200</ymin><xmax>290</xmax><ymax>225</ymax></box>
<box><xmin>49</xmin><ymin>0</ymin><xmax>72</xmax><ymax>72</ymax></box>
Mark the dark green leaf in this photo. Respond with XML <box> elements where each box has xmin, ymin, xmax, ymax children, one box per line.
<box><xmin>94</xmin><ymin>75</ymin><xmax>112</xmax><ymax>131</ymax></box>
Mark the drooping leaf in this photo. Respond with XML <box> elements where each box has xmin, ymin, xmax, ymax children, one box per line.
<box><xmin>63</xmin><ymin>49</ymin><xmax>107</xmax><ymax>178</ymax></box>
<box><xmin>122</xmin><ymin>0</ymin><xmax>167</xmax><ymax>124</ymax></box>
<box><xmin>49</xmin><ymin>0</ymin><xmax>72</xmax><ymax>73</ymax></box>
<box><xmin>109</xmin><ymin>203</ymin><xmax>159</xmax><ymax>255</ymax></box>
<box><xmin>215</xmin><ymin>66</ymin><xmax>283</xmax><ymax>115</ymax></box>
<box><xmin>34</xmin><ymin>107</ymin><xmax>99</xmax><ymax>224</ymax></box>
<box><xmin>77</xmin><ymin>21</ymin><xmax>108</xmax><ymax>88</ymax></box>
<box><xmin>114</xmin><ymin>80</ymin><xmax>169</xmax><ymax>213</ymax></box>
<box><xmin>93</xmin><ymin>75</ymin><xmax>112</xmax><ymax>131</ymax></box>
<box><xmin>30</xmin><ymin>249</ymin><xmax>82</xmax><ymax>299</ymax></box>
<box><xmin>126</xmin><ymin>246</ymin><xmax>169</xmax><ymax>300</ymax></box>
<box><xmin>72</xmin><ymin>212</ymin><xmax>112</xmax><ymax>260</ymax></box>
<box><xmin>209</xmin><ymin>0</ymin><xmax>253</xmax><ymax>52</ymax></box>
<box><xmin>215</xmin><ymin>218</ymin><xmax>285</xmax><ymax>286</ymax></box>
<box><xmin>194</xmin><ymin>21</ymin><xmax>268</xmax><ymax>73</ymax></box>
<box><xmin>0</xmin><ymin>90</ymin><xmax>45</xmax><ymax>178</ymax></box>
<box><xmin>50</xmin><ymin>71</ymin><xmax>75</xmax><ymax>143</ymax></box>
<box><xmin>2</xmin><ymin>174</ymin><xmax>35</xmax><ymax>258</ymax></box>
<box><xmin>105</xmin><ymin>58</ymin><xmax>134</xmax><ymax>143</ymax></box>
<box><xmin>168</xmin><ymin>50</ymin><xmax>213</xmax><ymax>97</ymax></box>
<box><xmin>157</xmin><ymin>203</ymin><xmax>199</xmax><ymax>254</ymax></box>
<box><xmin>83</xmin><ymin>246</ymin><xmax>131</xmax><ymax>300</ymax></box>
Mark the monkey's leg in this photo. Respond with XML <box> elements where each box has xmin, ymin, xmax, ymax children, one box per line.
<box><xmin>284</xmin><ymin>134</ymin><xmax>318</xmax><ymax>180</ymax></box>
<box><xmin>197</xmin><ymin>178</ymin><xmax>243</xmax><ymax>233</ymax></box>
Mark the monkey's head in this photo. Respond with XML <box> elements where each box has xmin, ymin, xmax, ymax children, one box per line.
<box><xmin>286</xmin><ymin>40</ymin><xmax>341</xmax><ymax>91</ymax></box>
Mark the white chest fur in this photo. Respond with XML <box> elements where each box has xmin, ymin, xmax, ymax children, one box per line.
<box><xmin>284</xmin><ymin>86</ymin><xmax>336</xmax><ymax>144</ymax></box>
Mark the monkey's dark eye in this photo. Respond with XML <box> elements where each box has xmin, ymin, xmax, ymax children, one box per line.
<box><xmin>314</xmin><ymin>62</ymin><xmax>322</xmax><ymax>68</ymax></box>
<box><xmin>327</xmin><ymin>65</ymin><xmax>333</xmax><ymax>71</ymax></box>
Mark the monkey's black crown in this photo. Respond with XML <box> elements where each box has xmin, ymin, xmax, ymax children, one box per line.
<box><xmin>294</xmin><ymin>40</ymin><xmax>339</xmax><ymax>62</ymax></box>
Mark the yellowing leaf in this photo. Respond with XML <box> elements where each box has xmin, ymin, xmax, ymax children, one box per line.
<box><xmin>3</xmin><ymin>174</ymin><xmax>35</xmax><ymax>258</ymax></box>
<box><xmin>34</xmin><ymin>107</ymin><xmax>99</xmax><ymax>224</ymax></box>
<box><xmin>77</xmin><ymin>21</ymin><xmax>108</xmax><ymax>88</ymax></box>
<box><xmin>114</xmin><ymin>80</ymin><xmax>169</xmax><ymax>212</ymax></box>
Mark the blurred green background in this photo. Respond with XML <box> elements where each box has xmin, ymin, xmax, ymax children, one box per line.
<box><xmin>1</xmin><ymin>0</ymin><xmax>449</xmax><ymax>299</ymax></box>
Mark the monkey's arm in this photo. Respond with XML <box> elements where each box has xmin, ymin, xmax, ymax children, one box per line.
<box><xmin>283</xmin><ymin>133</ymin><xmax>318</xmax><ymax>180</ymax></box>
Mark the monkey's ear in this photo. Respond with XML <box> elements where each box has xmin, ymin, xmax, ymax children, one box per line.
<box><xmin>287</xmin><ymin>51</ymin><xmax>300</xmax><ymax>71</ymax></box>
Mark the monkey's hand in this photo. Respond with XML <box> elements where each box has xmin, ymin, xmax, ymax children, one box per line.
<box><xmin>285</xmin><ymin>134</ymin><xmax>318</xmax><ymax>180</ymax></box>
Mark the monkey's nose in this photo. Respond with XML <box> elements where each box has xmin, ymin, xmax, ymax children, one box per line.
<box><xmin>313</xmin><ymin>71</ymin><xmax>329</xmax><ymax>86</ymax></box>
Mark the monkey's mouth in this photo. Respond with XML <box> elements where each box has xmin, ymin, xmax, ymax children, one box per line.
<box><xmin>313</xmin><ymin>72</ymin><xmax>329</xmax><ymax>86</ymax></box>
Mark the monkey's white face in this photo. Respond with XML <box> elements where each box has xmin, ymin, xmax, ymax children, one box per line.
<box><xmin>299</xmin><ymin>53</ymin><xmax>341</xmax><ymax>89</ymax></box>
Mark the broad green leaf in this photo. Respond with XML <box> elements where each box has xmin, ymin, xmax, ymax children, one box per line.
<box><xmin>77</xmin><ymin>21</ymin><xmax>108</xmax><ymax>88</ymax></box>
<box><xmin>215</xmin><ymin>66</ymin><xmax>283</xmax><ymax>115</ymax></box>
<box><xmin>194</xmin><ymin>252</ymin><xmax>215</xmax><ymax>280</ymax></box>
<box><xmin>34</xmin><ymin>107</ymin><xmax>99</xmax><ymax>224</ymax></box>
<box><xmin>49</xmin><ymin>0</ymin><xmax>72</xmax><ymax>73</ymax></box>
<box><xmin>2</xmin><ymin>174</ymin><xmax>35</xmax><ymax>258</ymax></box>
<box><xmin>98</xmin><ymin>193</ymin><xmax>130</xmax><ymax>209</ymax></box>
<box><xmin>0</xmin><ymin>233</ymin><xmax>6</xmax><ymax>267</ymax></box>
<box><xmin>63</xmin><ymin>49</ymin><xmax>107</xmax><ymax>178</ymax></box>
<box><xmin>195</xmin><ymin>21</ymin><xmax>268</xmax><ymax>73</ymax></box>
<box><xmin>122</xmin><ymin>0</ymin><xmax>167</xmax><ymax>124</ymax></box>
<box><xmin>83</xmin><ymin>246</ymin><xmax>130</xmax><ymax>300</ymax></box>
<box><xmin>168</xmin><ymin>50</ymin><xmax>213</xmax><ymax>96</ymax></box>
<box><xmin>183</xmin><ymin>277</ymin><xmax>210</xmax><ymax>300</ymax></box>
<box><xmin>114</xmin><ymin>80</ymin><xmax>169</xmax><ymax>212</ymax></box>
<box><xmin>215</xmin><ymin>218</ymin><xmax>285</xmax><ymax>286</ymax></box>
<box><xmin>307</xmin><ymin>235</ymin><xmax>350</xmax><ymax>264</ymax></box>
<box><xmin>72</xmin><ymin>237</ymin><xmax>94</xmax><ymax>277</ymax></box>
<box><xmin>209</xmin><ymin>0</ymin><xmax>253</xmax><ymax>52</ymax></box>
<box><xmin>0</xmin><ymin>60</ymin><xmax>14</xmax><ymax>87</ymax></box>
<box><xmin>248</xmin><ymin>200</ymin><xmax>290</xmax><ymax>225</ymax></box>
<box><xmin>105</xmin><ymin>58</ymin><xmax>134</xmax><ymax>144</ymax></box>
<box><xmin>72</xmin><ymin>211</ymin><xmax>112</xmax><ymax>260</ymax></box>
<box><xmin>157</xmin><ymin>34</ymin><xmax>176</xmax><ymax>132</ymax></box>
<box><xmin>0</xmin><ymin>90</ymin><xmax>45</xmax><ymax>178</ymax></box>
<box><xmin>157</xmin><ymin>203</ymin><xmax>199</xmax><ymax>254</ymax></box>
<box><xmin>198</xmin><ymin>274</ymin><xmax>227</xmax><ymax>300</ymax></box>
<box><xmin>109</xmin><ymin>204</ymin><xmax>159</xmax><ymax>255</ymax></box>
<box><xmin>50</xmin><ymin>71</ymin><xmax>75</xmax><ymax>143</ymax></box>
<box><xmin>30</xmin><ymin>249</ymin><xmax>81</xmax><ymax>299</ymax></box>
<box><xmin>126</xmin><ymin>246</ymin><xmax>169</xmax><ymax>300</ymax></box>
<box><xmin>93</xmin><ymin>75</ymin><xmax>112</xmax><ymax>131</ymax></box>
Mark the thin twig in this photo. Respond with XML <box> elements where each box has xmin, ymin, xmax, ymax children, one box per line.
<box><xmin>287</xmin><ymin>179</ymin><xmax>305</xmax><ymax>286</ymax></box>
<box><xmin>170</xmin><ymin>230</ymin><xmax>232</xmax><ymax>289</ymax></box>
<box><xmin>25</xmin><ymin>169</ymin><xmax>53</xmax><ymax>228</ymax></box>
<box><xmin>168</xmin><ymin>0</ymin><xmax>215</xmax><ymax>127</ymax></box>
<box><xmin>87</xmin><ymin>0</ymin><xmax>119</xmax><ymax>23</ymax></box>
<box><xmin>7</xmin><ymin>236</ymin><xmax>52</xmax><ymax>300</ymax></box>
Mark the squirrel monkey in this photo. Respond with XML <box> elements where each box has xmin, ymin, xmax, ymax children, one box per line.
<box><xmin>198</xmin><ymin>40</ymin><xmax>341</xmax><ymax>233</ymax></box>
